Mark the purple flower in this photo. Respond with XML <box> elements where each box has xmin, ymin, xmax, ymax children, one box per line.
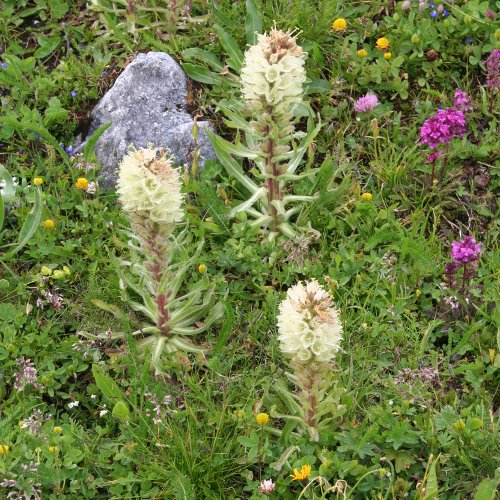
<box><xmin>443</xmin><ymin>9</ymin><xmax>449</xmax><ymax>17</ymax></box>
<box><xmin>451</xmin><ymin>236</ymin><xmax>483</xmax><ymax>266</ymax></box>
<box><xmin>430</xmin><ymin>10</ymin><xmax>438</xmax><ymax>18</ymax></box>
<box><xmin>420</xmin><ymin>107</ymin><xmax>467</xmax><ymax>149</ymax></box>
<box><xmin>71</xmin><ymin>90</ymin><xmax>78</xmax><ymax>97</ymax></box>
<box><xmin>402</xmin><ymin>1</ymin><xmax>411</xmax><ymax>11</ymax></box>
<box><xmin>419</xmin><ymin>2</ymin><xmax>426</xmax><ymax>12</ymax></box>
<box><xmin>1</xmin><ymin>61</ymin><xmax>7</xmax><ymax>69</ymax></box>
<box><xmin>427</xmin><ymin>151</ymin><xmax>443</xmax><ymax>163</ymax></box>
<box><xmin>66</xmin><ymin>145</ymin><xmax>74</xmax><ymax>154</ymax></box>
<box><xmin>453</xmin><ymin>89</ymin><xmax>472</xmax><ymax>113</ymax></box>
<box><xmin>354</xmin><ymin>93</ymin><xmax>379</xmax><ymax>113</ymax></box>
<box><xmin>485</xmin><ymin>49</ymin><xmax>500</xmax><ymax>90</ymax></box>
<box><xmin>101</xmin><ymin>71</ymin><xmax>108</xmax><ymax>77</ymax></box>
<box><xmin>465</xmin><ymin>37</ymin><xmax>473</xmax><ymax>44</ymax></box>
<box><xmin>437</xmin><ymin>4</ymin><xmax>444</xmax><ymax>13</ymax></box>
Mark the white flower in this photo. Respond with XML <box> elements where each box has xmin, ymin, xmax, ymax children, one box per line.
<box><xmin>99</xmin><ymin>409</ymin><xmax>108</xmax><ymax>417</ymax></box>
<box><xmin>277</xmin><ymin>279</ymin><xmax>342</xmax><ymax>362</ymax></box>
<box><xmin>68</xmin><ymin>401</ymin><xmax>79</xmax><ymax>409</ymax></box>
<box><xmin>116</xmin><ymin>147</ymin><xmax>184</xmax><ymax>225</ymax></box>
<box><xmin>241</xmin><ymin>28</ymin><xmax>306</xmax><ymax>114</ymax></box>
<box><xmin>259</xmin><ymin>479</ymin><xmax>276</xmax><ymax>495</ymax></box>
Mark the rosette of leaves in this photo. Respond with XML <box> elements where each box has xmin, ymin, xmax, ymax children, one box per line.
<box><xmin>93</xmin><ymin>147</ymin><xmax>223</xmax><ymax>373</ymax></box>
<box><xmin>208</xmin><ymin>27</ymin><xmax>323</xmax><ymax>241</ymax></box>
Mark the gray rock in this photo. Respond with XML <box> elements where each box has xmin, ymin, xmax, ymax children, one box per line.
<box><xmin>76</xmin><ymin>51</ymin><xmax>216</xmax><ymax>188</ymax></box>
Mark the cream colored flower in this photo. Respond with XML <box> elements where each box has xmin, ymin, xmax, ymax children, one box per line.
<box><xmin>117</xmin><ymin>147</ymin><xmax>183</xmax><ymax>225</ymax></box>
<box><xmin>241</xmin><ymin>28</ymin><xmax>306</xmax><ymax>114</ymax></box>
<box><xmin>277</xmin><ymin>279</ymin><xmax>342</xmax><ymax>362</ymax></box>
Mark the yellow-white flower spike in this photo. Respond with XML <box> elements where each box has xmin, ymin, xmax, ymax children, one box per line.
<box><xmin>277</xmin><ymin>279</ymin><xmax>342</xmax><ymax>363</ymax></box>
<box><xmin>241</xmin><ymin>28</ymin><xmax>306</xmax><ymax>114</ymax></box>
<box><xmin>117</xmin><ymin>147</ymin><xmax>184</xmax><ymax>226</ymax></box>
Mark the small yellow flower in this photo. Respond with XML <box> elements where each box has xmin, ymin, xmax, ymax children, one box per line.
<box><xmin>53</xmin><ymin>270</ymin><xmax>65</xmax><ymax>280</ymax></box>
<box><xmin>384</xmin><ymin>52</ymin><xmax>392</xmax><ymax>60</ymax></box>
<box><xmin>48</xmin><ymin>446</ymin><xmax>59</xmax><ymax>454</ymax></box>
<box><xmin>361</xmin><ymin>193</ymin><xmax>373</xmax><ymax>202</ymax></box>
<box><xmin>18</xmin><ymin>421</ymin><xmax>25</xmax><ymax>429</ymax></box>
<box><xmin>357</xmin><ymin>48</ymin><xmax>368</xmax><ymax>58</ymax></box>
<box><xmin>43</xmin><ymin>219</ymin><xmax>55</xmax><ymax>229</ymax></box>
<box><xmin>53</xmin><ymin>426</ymin><xmax>63</xmax><ymax>434</ymax></box>
<box><xmin>256</xmin><ymin>413</ymin><xmax>269</xmax><ymax>426</ymax></box>
<box><xmin>376</xmin><ymin>37</ymin><xmax>390</xmax><ymax>50</ymax></box>
<box><xmin>236</xmin><ymin>410</ymin><xmax>245</xmax><ymax>419</ymax></box>
<box><xmin>0</xmin><ymin>444</ymin><xmax>10</xmax><ymax>456</ymax></box>
<box><xmin>34</xmin><ymin>177</ymin><xmax>44</xmax><ymax>186</ymax></box>
<box><xmin>63</xmin><ymin>266</ymin><xmax>71</xmax><ymax>276</ymax></box>
<box><xmin>453</xmin><ymin>420</ymin><xmax>466</xmax><ymax>431</ymax></box>
<box><xmin>495</xmin><ymin>30</ymin><xmax>500</xmax><ymax>40</ymax></box>
<box><xmin>332</xmin><ymin>18</ymin><xmax>347</xmax><ymax>32</ymax></box>
<box><xmin>75</xmin><ymin>177</ymin><xmax>89</xmax><ymax>190</ymax></box>
<box><xmin>198</xmin><ymin>263</ymin><xmax>207</xmax><ymax>274</ymax></box>
<box><xmin>41</xmin><ymin>266</ymin><xmax>53</xmax><ymax>276</ymax></box>
<box><xmin>291</xmin><ymin>464</ymin><xmax>312</xmax><ymax>481</ymax></box>
<box><xmin>416</xmin><ymin>289</ymin><xmax>422</xmax><ymax>298</ymax></box>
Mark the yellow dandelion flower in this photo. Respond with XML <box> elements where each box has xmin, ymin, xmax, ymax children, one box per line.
<box><xmin>290</xmin><ymin>464</ymin><xmax>312</xmax><ymax>481</ymax></box>
<box><xmin>384</xmin><ymin>52</ymin><xmax>392</xmax><ymax>60</ymax></box>
<box><xmin>76</xmin><ymin>177</ymin><xmax>89</xmax><ymax>190</ymax></box>
<box><xmin>34</xmin><ymin>177</ymin><xmax>43</xmax><ymax>186</ymax></box>
<box><xmin>332</xmin><ymin>18</ymin><xmax>347</xmax><ymax>32</ymax></box>
<box><xmin>376</xmin><ymin>37</ymin><xmax>390</xmax><ymax>50</ymax></box>
<box><xmin>43</xmin><ymin>219</ymin><xmax>55</xmax><ymax>229</ymax></box>
<box><xmin>198</xmin><ymin>264</ymin><xmax>207</xmax><ymax>274</ymax></box>
<box><xmin>256</xmin><ymin>413</ymin><xmax>269</xmax><ymax>426</ymax></box>
<box><xmin>361</xmin><ymin>193</ymin><xmax>373</xmax><ymax>202</ymax></box>
<box><xmin>357</xmin><ymin>48</ymin><xmax>368</xmax><ymax>58</ymax></box>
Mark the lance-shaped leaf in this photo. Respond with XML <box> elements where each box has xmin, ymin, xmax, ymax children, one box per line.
<box><xmin>229</xmin><ymin>186</ymin><xmax>267</xmax><ymax>217</ymax></box>
<box><xmin>286</xmin><ymin>114</ymin><xmax>322</xmax><ymax>175</ymax></box>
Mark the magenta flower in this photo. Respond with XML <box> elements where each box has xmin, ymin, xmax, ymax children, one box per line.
<box><xmin>451</xmin><ymin>236</ymin><xmax>483</xmax><ymax>267</ymax></box>
<box><xmin>427</xmin><ymin>151</ymin><xmax>443</xmax><ymax>163</ymax></box>
<box><xmin>354</xmin><ymin>93</ymin><xmax>379</xmax><ymax>113</ymax></box>
<box><xmin>420</xmin><ymin>108</ymin><xmax>466</xmax><ymax>149</ymax></box>
<box><xmin>453</xmin><ymin>89</ymin><xmax>472</xmax><ymax>113</ymax></box>
<box><xmin>485</xmin><ymin>49</ymin><xmax>500</xmax><ymax>90</ymax></box>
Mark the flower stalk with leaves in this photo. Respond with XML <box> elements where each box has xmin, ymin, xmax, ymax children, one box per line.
<box><xmin>94</xmin><ymin>147</ymin><xmax>223</xmax><ymax>373</ymax></box>
<box><xmin>210</xmin><ymin>27</ymin><xmax>322</xmax><ymax>240</ymax></box>
<box><xmin>276</xmin><ymin>279</ymin><xmax>344</xmax><ymax>441</ymax></box>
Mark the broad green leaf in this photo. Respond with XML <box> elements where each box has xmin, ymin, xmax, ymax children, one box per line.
<box><xmin>0</xmin><ymin>164</ymin><xmax>16</xmax><ymax>203</ymax></box>
<box><xmin>92</xmin><ymin>365</ymin><xmax>124</xmax><ymax>401</ymax></box>
<box><xmin>305</xmin><ymin>79</ymin><xmax>332</xmax><ymax>95</ymax></box>
<box><xmin>6</xmin><ymin>187</ymin><xmax>42</xmax><ymax>257</ymax></box>
<box><xmin>182</xmin><ymin>48</ymin><xmax>225</xmax><ymax>72</ymax></box>
<box><xmin>473</xmin><ymin>479</ymin><xmax>498</xmax><ymax>500</ymax></box>
<box><xmin>34</xmin><ymin>35</ymin><xmax>61</xmax><ymax>59</ymax></box>
<box><xmin>112</xmin><ymin>400</ymin><xmax>130</xmax><ymax>422</ymax></box>
<box><xmin>208</xmin><ymin>133</ymin><xmax>260</xmax><ymax>195</ymax></box>
<box><xmin>181</xmin><ymin>63</ymin><xmax>226</xmax><ymax>85</ymax></box>
<box><xmin>172</xmin><ymin>471</ymin><xmax>195</xmax><ymax>500</ymax></box>
<box><xmin>245</xmin><ymin>0</ymin><xmax>262</xmax><ymax>45</ymax></box>
<box><xmin>215</xmin><ymin>26</ymin><xmax>244</xmax><ymax>72</ymax></box>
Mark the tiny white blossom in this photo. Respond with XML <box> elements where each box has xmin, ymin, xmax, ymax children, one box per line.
<box><xmin>68</xmin><ymin>401</ymin><xmax>79</xmax><ymax>409</ymax></box>
<box><xmin>99</xmin><ymin>409</ymin><xmax>108</xmax><ymax>417</ymax></box>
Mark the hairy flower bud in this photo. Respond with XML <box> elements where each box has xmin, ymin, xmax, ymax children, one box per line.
<box><xmin>277</xmin><ymin>279</ymin><xmax>343</xmax><ymax>362</ymax></box>
<box><xmin>241</xmin><ymin>27</ymin><xmax>306</xmax><ymax>114</ymax></box>
<box><xmin>117</xmin><ymin>147</ymin><xmax>183</xmax><ymax>226</ymax></box>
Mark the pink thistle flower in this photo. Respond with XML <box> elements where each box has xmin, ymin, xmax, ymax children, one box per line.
<box><xmin>453</xmin><ymin>89</ymin><xmax>472</xmax><ymax>113</ymax></box>
<box><xmin>259</xmin><ymin>479</ymin><xmax>276</xmax><ymax>495</ymax></box>
<box><xmin>420</xmin><ymin>108</ymin><xmax>466</xmax><ymax>150</ymax></box>
<box><xmin>450</xmin><ymin>236</ymin><xmax>483</xmax><ymax>266</ymax></box>
<box><xmin>354</xmin><ymin>93</ymin><xmax>379</xmax><ymax>113</ymax></box>
<box><xmin>485</xmin><ymin>50</ymin><xmax>500</xmax><ymax>90</ymax></box>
